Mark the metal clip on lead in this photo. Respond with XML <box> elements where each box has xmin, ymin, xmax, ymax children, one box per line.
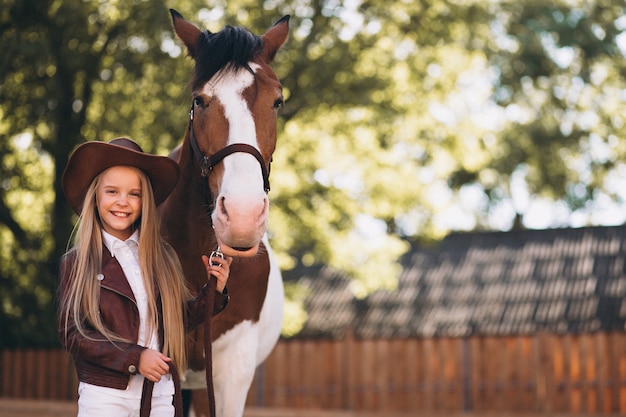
<box><xmin>209</xmin><ymin>246</ymin><xmax>225</xmax><ymax>267</ymax></box>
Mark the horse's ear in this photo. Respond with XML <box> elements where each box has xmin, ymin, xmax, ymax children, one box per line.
<box><xmin>170</xmin><ymin>9</ymin><xmax>204</xmax><ymax>58</ymax></box>
<box><xmin>261</xmin><ymin>15</ymin><xmax>290</xmax><ymax>64</ymax></box>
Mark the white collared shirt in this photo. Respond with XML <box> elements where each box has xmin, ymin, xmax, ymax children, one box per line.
<box><xmin>103</xmin><ymin>230</ymin><xmax>156</xmax><ymax>351</ymax></box>
<box><xmin>78</xmin><ymin>230</ymin><xmax>174</xmax><ymax>399</ymax></box>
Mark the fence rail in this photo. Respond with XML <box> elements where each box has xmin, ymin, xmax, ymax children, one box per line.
<box><xmin>2</xmin><ymin>332</ymin><xmax>626</xmax><ymax>414</ymax></box>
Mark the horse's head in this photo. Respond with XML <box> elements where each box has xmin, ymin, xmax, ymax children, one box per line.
<box><xmin>170</xmin><ymin>9</ymin><xmax>288</xmax><ymax>258</ymax></box>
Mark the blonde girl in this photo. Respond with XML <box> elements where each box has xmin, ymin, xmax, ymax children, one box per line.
<box><xmin>58</xmin><ymin>138</ymin><xmax>231</xmax><ymax>417</ymax></box>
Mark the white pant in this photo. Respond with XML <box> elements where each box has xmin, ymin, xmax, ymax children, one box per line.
<box><xmin>77</xmin><ymin>383</ymin><xmax>174</xmax><ymax>417</ymax></box>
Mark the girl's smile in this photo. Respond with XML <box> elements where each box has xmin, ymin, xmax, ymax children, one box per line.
<box><xmin>96</xmin><ymin>166</ymin><xmax>142</xmax><ymax>240</ymax></box>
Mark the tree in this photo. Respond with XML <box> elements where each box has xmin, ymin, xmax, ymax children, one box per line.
<box><xmin>479</xmin><ymin>1</ymin><xmax>626</xmax><ymax>227</ymax></box>
<box><xmin>0</xmin><ymin>0</ymin><xmax>187</xmax><ymax>347</ymax></box>
<box><xmin>1</xmin><ymin>0</ymin><xmax>625</xmax><ymax>345</ymax></box>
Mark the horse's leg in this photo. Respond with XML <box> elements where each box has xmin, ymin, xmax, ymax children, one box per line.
<box><xmin>212</xmin><ymin>322</ymin><xmax>261</xmax><ymax>417</ymax></box>
<box><xmin>212</xmin><ymin>240</ymin><xmax>284</xmax><ymax>417</ymax></box>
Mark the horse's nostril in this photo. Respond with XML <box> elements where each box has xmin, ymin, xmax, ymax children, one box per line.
<box><xmin>218</xmin><ymin>196</ymin><xmax>228</xmax><ymax>217</ymax></box>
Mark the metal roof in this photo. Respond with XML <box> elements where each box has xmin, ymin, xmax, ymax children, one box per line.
<box><xmin>289</xmin><ymin>226</ymin><xmax>626</xmax><ymax>339</ymax></box>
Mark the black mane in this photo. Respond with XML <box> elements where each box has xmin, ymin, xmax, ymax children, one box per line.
<box><xmin>192</xmin><ymin>26</ymin><xmax>264</xmax><ymax>88</ymax></box>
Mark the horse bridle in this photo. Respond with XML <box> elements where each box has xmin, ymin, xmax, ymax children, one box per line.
<box><xmin>180</xmin><ymin>103</ymin><xmax>274</xmax><ymax>417</ymax></box>
<box><xmin>188</xmin><ymin>104</ymin><xmax>271</xmax><ymax>197</ymax></box>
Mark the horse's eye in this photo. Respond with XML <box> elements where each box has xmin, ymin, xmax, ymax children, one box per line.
<box><xmin>273</xmin><ymin>98</ymin><xmax>283</xmax><ymax>110</ymax></box>
<box><xmin>194</xmin><ymin>96</ymin><xmax>204</xmax><ymax>108</ymax></box>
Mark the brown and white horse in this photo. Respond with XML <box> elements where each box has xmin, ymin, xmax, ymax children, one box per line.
<box><xmin>158</xmin><ymin>9</ymin><xmax>289</xmax><ymax>417</ymax></box>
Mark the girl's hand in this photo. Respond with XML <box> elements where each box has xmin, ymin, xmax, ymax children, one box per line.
<box><xmin>202</xmin><ymin>253</ymin><xmax>233</xmax><ymax>293</ymax></box>
<box><xmin>138</xmin><ymin>349</ymin><xmax>171</xmax><ymax>382</ymax></box>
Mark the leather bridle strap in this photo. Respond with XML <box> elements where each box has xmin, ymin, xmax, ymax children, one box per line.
<box><xmin>187</xmin><ymin>105</ymin><xmax>258</xmax><ymax>417</ymax></box>
<box><xmin>188</xmin><ymin>107</ymin><xmax>271</xmax><ymax>192</ymax></box>
<box><xmin>208</xmin><ymin>144</ymin><xmax>270</xmax><ymax>193</ymax></box>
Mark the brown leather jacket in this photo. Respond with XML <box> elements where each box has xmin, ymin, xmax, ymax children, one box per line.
<box><xmin>57</xmin><ymin>248</ymin><xmax>228</xmax><ymax>390</ymax></box>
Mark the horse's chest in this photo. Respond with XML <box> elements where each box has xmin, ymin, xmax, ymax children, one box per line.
<box><xmin>211</xmin><ymin>247</ymin><xmax>270</xmax><ymax>338</ymax></box>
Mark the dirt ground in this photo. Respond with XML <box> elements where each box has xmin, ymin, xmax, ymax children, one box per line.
<box><xmin>0</xmin><ymin>399</ymin><xmax>621</xmax><ymax>417</ymax></box>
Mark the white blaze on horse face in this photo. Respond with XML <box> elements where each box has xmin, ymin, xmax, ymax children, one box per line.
<box><xmin>202</xmin><ymin>66</ymin><xmax>257</xmax><ymax>146</ymax></box>
<box><xmin>202</xmin><ymin>64</ymin><xmax>269</xmax><ymax>254</ymax></box>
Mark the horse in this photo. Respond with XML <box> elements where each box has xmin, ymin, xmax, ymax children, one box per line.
<box><xmin>158</xmin><ymin>9</ymin><xmax>289</xmax><ymax>417</ymax></box>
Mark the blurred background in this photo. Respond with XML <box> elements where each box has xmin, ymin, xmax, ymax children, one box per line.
<box><xmin>1</xmin><ymin>0</ymin><xmax>625</xmax><ymax>414</ymax></box>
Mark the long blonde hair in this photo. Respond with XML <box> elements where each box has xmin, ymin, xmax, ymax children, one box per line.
<box><xmin>60</xmin><ymin>168</ymin><xmax>190</xmax><ymax>372</ymax></box>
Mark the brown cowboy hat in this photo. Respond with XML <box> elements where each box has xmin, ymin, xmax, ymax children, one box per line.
<box><xmin>62</xmin><ymin>137</ymin><xmax>180</xmax><ymax>214</ymax></box>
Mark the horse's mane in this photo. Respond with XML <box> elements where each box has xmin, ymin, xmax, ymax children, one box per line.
<box><xmin>193</xmin><ymin>26</ymin><xmax>264</xmax><ymax>88</ymax></box>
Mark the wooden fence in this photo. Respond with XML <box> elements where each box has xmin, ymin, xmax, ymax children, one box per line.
<box><xmin>2</xmin><ymin>332</ymin><xmax>626</xmax><ymax>414</ymax></box>
<box><xmin>247</xmin><ymin>332</ymin><xmax>626</xmax><ymax>414</ymax></box>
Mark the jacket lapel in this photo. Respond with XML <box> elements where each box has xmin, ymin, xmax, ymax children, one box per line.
<box><xmin>100</xmin><ymin>247</ymin><xmax>137</xmax><ymax>303</ymax></box>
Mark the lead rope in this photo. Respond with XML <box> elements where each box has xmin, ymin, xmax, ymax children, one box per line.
<box><xmin>139</xmin><ymin>361</ymin><xmax>183</xmax><ymax>417</ymax></box>
<box><xmin>203</xmin><ymin>247</ymin><xmax>224</xmax><ymax>417</ymax></box>
<box><xmin>204</xmin><ymin>276</ymin><xmax>217</xmax><ymax>417</ymax></box>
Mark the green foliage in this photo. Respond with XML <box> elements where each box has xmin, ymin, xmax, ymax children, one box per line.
<box><xmin>1</xmin><ymin>0</ymin><xmax>626</xmax><ymax>346</ymax></box>
<box><xmin>281</xmin><ymin>282</ymin><xmax>309</xmax><ymax>337</ymax></box>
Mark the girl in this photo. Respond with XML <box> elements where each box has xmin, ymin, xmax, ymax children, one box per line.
<box><xmin>58</xmin><ymin>137</ymin><xmax>232</xmax><ymax>417</ymax></box>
